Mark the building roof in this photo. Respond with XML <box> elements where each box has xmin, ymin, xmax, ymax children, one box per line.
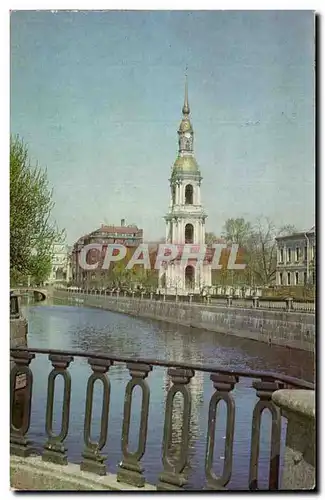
<box><xmin>91</xmin><ymin>225</ymin><xmax>142</xmax><ymax>235</ymax></box>
<box><xmin>275</xmin><ymin>225</ymin><xmax>315</xmax><ymax>241</ymax></box>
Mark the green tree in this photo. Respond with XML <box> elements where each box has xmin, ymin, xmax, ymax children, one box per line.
<box><xmin>221</xmin><ymin>218</ymin><xmax>252</xmax><ymax>247</ymax></box>
<box><xmin>10</xmin><ymin>135</ymin><xmax>62</xmax><ymax>285</ymax></box>
<box><xmin>205</xmin><ymin>231</ymin><xmax>219</xmax><ymax>245</ymax></box>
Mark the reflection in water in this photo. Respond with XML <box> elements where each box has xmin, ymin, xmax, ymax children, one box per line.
<box><xmin>21</xmin><ymin>300</ymin><xmax>314</xmax><ymax>490</ymax></box>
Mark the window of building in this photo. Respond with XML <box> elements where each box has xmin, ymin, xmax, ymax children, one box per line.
<box><xmin>287</xmin><ymin>248</ymin><xmax>291</xmax><ymax>262</ymax></box>
<box><xmin>279</xmin><ymin>272</ymin><xmax>283</xmax><ymax>285</ymax></box>
<box><xmin>304</xmin><ymin>246</ymin><xmax>308</xmax><ymax>260</ymax></box>
<box><xmin>295</xmin><ymin>247</ymin><xmax>300</xmax><ymax>261</ymax></box>
<box><xmin>304</xmin><ymin>272</ymin><xmax>307</xmax><ymax>285</ymax></box>
<box><xmin>280</xmin><ymin>248</ymin><xmax>284</xmax><ymax>263</ymax></box>
<box><xmin>185</xmin><ymin>184</ymin><xmax>193</xmax><ymax>205</ymax></box>
<box><xmin>312</xmin><ymin>270</ymin><xmax>316</xmax><ymax>285</ymax></box>
<box><xmin>287</xmin><ymin>272</ymin><xmax>291</xmax><ymax>285</ymax></box>
<box><xmin>172</xmin><ymin>186</ymin><xmax>176</xmax><ymax>205</ymax></box>
<box><xmin>295</xmin><ymin>272</ymin><xmax>299</xmax><ymax>285</ymax></box>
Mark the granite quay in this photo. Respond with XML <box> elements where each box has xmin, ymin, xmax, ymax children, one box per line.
<box><xmin>58</xmin><ymin>289</ymin><xmax>315</xmax><ymax>352</ymax></box>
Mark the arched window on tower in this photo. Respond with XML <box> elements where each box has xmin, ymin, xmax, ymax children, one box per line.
<box><xmin>185</xmin><ymin>184</ymin><xmax>193</xmax><ymax>205</ymax></box>
<box><xmin>172</xmin><ymin>186</ymin><xmax>176</xmax><ymax>205</ymax></box>
<box><xmin>185</xmin><ymin>224</ymin><xmax>194</xmax><ymax>244</ymax></box>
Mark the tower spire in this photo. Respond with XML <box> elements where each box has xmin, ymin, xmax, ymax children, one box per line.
<box><xmin>182</xmin><ymin>70</ymin><xmax>190</xmax><ymax>116</ymax></box>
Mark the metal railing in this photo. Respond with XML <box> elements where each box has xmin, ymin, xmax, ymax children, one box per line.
<box><xmin>10</xmin><ymin>347</ymin><xmax>314</xmax><ymax>490</ymax></box>
<box><xmin>62</xmin><ymin>288</ymin><xmax>315</xmax><ymax>314</ymax></box>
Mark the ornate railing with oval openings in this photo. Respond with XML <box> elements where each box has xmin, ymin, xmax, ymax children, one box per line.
<box><xmin>10</xmin><ymin>347</ymin><xmax>314</xmax><ymax>491</ymax></box>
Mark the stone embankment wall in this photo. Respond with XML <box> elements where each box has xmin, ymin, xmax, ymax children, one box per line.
<box><xmin>10</xmin><ymin>317</ymin><xmax>28</xmax><ymax>372</ymax></box>
<box><xmin>54</xmin><ymin>291</ymin><xmax>315</xmax><ymax>352</ymax></box>
<box><xmin>10</xmin><ymin>318</ymin><xmax>28</xmax><ymax>349</ymax></box>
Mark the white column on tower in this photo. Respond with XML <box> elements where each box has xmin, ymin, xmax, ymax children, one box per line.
<box><xmin>197</xmin><ymin>184</ymin><xmax>201</xmax><ymax>205</ymax></box>
<box><xmin>196</xmin><ymin>221</ymin><xmax>199</xmax><ymax>244</ymax></box>
<box><xmin>180</xmin><ymin>183</ymin><xmax>184</xmax><ymax>205</ymax></box>
<box><xmin>176</xmin><ymin>183</ymin><xmax>180</xmax><ymax>205</ymax></box>
<box><xmin>178</xmin><ymin>219</ymin><xmax>182</xmax><ymax>244</ymax></box>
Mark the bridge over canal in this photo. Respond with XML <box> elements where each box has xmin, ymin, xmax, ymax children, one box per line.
<box><xmin>11</xmin><ymin>288</ymin><xmax>48</xmax><ymax>302</ymax></box>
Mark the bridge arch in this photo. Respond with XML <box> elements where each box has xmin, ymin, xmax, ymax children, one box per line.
<box><xmin>11</xmin><ymin>288</ymin><xmax>48</xmax><ymax>302</ymax></box>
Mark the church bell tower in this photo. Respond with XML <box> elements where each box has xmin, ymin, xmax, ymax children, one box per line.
<box><xmin>158</xmin><ymin>78</ymin><xmax>211</xmax><ymax>295</ymax></box>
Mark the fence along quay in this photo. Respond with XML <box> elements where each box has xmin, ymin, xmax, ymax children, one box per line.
<box><xmin>10</xmin><ymin>346</ymin><xmax>315</xmax><ymax>491</ymax></box>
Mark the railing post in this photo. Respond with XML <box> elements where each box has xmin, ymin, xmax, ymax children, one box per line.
<box><xmin>150</xmin><ymin>292</ymin><xmax>153</xmax><ymax>301</ymax></box>
<box><xmin>117</xmin><ymin>362</ymin><xmax>152</xmax><ymax>487</ymax></box>
<box><xmin>163</xmin><ymin>293</ymin><xmax>166</xmax><ymax>302</ymax></box>
<box><xmin>10</xmin><ymin>350</ymin><xmax>35</xmax><ymax>457</ymax></box>
<box><xmin>249</xmin><ymin>378</ymin><xmax>282</xmax><ymax>490</ymax></box>
<box><xmin>272</xmin><ymin>389</ymin><xmax>315</xmax><ymax>490</ymax></box>
<box><xmin>110</xmin><ymin>290</ymin><xmax>113</xmax><ymax>297</ymax></box>
<box><xmin>205</xmin><ymin>373</ymin><xmax>238</xmax><ymax>489</ymax></box>
<box><xmin>157</xmin><ymin>367</ymin><xmax>194</xmax><ymax>490</ymax></box>
<box><xmin>10</xmin><ymin>292</ymin><xmax>21</xmax><ymax>319</ymax></box>
<box><xmin>286</xmin><ymin>297</ymin><xmax>293</xmax><ymax>311</ymax></box>
<box><xmin>226</xmin><ymin>294</ymin><xmax>232</xmax><ymax>307</ymax></box>
<box><xmin>42</xmin><ymin>354</ymin><xmax>74</xmax><ymax>465</ymax></box>
<box><xmin>175</xmin><ymin>294</ymin><xmax>178</xmax><ymax>303</ymax></box>
<box><xmin>141</xmin><ymin>291</ymin><xmax>144</xmax><ymax>300</ymax></box>
<box><xmin>189</xmin><ymin>294</ymin><xmax>193</xmax><ymax>304</ymax></box>
<box><xmin>252</xmin><ymin>295</ymin><xmax>259</xmax><ymax>308</ymax></box>
<box><xmin>81</xmin><ymin>358</ymin><xmax>113</xmax><ymax>475</ymax></box>
<box><xmin>132</xmin><ymin>291</ymin><xmax>135</xmax><ymax>299</ymax></box>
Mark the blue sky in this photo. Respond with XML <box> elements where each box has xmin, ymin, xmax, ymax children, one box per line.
<box><xmin>10</xmin><ymin>10</ymin><xmax>315</xmax><ymax>244</ymax></box>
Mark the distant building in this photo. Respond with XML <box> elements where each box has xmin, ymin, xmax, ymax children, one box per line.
<box><xmin>275</xmin><ymin>226</ymin><xmax>315</xmax><ymax>286</ymax></box>
<box><xmin>49</xmin><ymin>242</ymin><xmax>69</xmax><ymax>283</ymax></box>
<box><xmin>71</xmin><ymin>220</ymin><xmax>143</xmax><ymax>287</ymax></box>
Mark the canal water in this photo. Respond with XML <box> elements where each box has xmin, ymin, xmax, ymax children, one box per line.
<box><xmin>21</xmin><ymin>300</ymin><xmax>314</xmax><ymax>490</ymax></box>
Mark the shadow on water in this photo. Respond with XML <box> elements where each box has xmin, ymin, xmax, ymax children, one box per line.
<box><xmin>18</xmin><ymin>299</ymin><xmax>314</xmax><ymax>490</ymax></box>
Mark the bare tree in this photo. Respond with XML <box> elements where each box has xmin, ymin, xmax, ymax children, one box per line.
<box><xmin>246</xmin><ymin>218</ymin><xmax>297</xmax><ymax>286</ymax></box>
